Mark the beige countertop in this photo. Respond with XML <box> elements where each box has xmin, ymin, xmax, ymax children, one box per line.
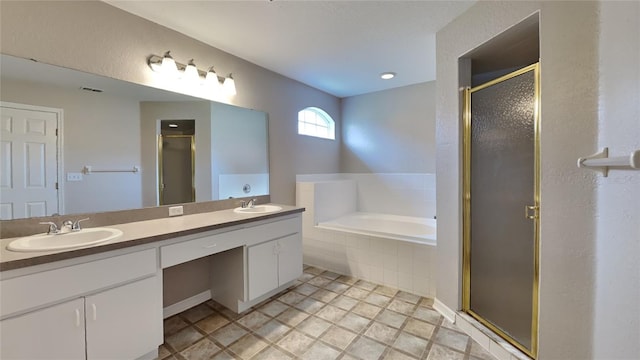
<box><xmin>0</xmin><ymin>204</ymin><xmax>304</xmax><ymax>272</ymax></box>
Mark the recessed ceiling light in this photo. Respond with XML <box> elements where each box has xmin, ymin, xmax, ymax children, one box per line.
<box><xmin>380</xmin><ymin>72</ymin><xmax>396</xmax><ymax>80</ymax></box>
<box><xmin>168</xmin><ymin>124</ymin><xmax>178</xmax><ymax>128</ymax></box>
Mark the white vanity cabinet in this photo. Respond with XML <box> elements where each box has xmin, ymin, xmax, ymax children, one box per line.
<box><xmin>164</xmin><ymin>214</ymin><xmax>303</xmax><ymax>313</ymax></box>
<box><xmin>0</xmin><ymin>249</ymin><xmax>162</xmax><ymax>360</ymax></box>
<box><xmin>85</xmin><ymin>276</ymin><xmax>161</xmax><ymax>359</ymax></box>
<box><xmin>0</xmin><ymin>208</ymin><xmax>304</xmax><ymax>359</ymax></box>
<box><xmin>0</xmin><ymin>298</ymin><xmax>86</xmax><ymax>359</ymax></box>
<box><xmin>247</xmin><ymin>233</ymin><xmax>302</xmax><ymax>300</ymax></box>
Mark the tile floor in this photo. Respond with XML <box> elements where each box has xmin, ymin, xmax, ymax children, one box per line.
<box><xmin>159</xmin><ymin>266</ymin><xmax>495</xmax><ymax>360</ymax></box>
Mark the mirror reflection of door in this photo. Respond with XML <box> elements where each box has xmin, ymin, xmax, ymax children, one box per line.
<box><xmin>0</xmin><ymin>103</ymin><xmax>60</xmax><ymax>219</ymax></box>
<box><xmin>158</xmin><ymin>120</ymin><xmax>195</xmax><ymax>206</ymax></box>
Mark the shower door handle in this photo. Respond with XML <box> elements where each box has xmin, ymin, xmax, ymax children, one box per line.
<box><xmin>525</xmin><ymin>205</ymin><xmax>539</xmax><ymax>220</ymax></box>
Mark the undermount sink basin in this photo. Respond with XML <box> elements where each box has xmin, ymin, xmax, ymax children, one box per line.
<box><xmin>233</xmin><ymin>205</ymin><xmax>283</xmax><ymax>214</ymax></box>
<box><xmin>7</xmin><ymin>227</ymin><xmax>123</xmax><ymax>252</ymax></box>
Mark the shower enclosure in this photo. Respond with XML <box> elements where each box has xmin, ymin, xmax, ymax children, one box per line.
<box><xmin>462</xmin><ymin>63</ymin><xmax>540</xmax><ymax>358</ymax></box>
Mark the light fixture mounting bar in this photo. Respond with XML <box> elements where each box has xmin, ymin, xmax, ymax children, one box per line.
<box><xmin>147</xmin><ymin>51</ymin><xmax>236</xmax><ymax>95</ymax></box>
<box><xmin>148</xmin><ymin>54</ymin><xmax>211</xmax><ymax>78</ymax></box>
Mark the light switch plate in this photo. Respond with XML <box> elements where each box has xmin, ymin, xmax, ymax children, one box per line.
<box><xmin>168</xmin><ymin>206</ymin><xmax>184</xmax><ymax>217</ymax></box>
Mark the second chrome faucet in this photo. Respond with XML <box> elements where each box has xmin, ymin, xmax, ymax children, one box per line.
<box><xmin>241</xmin><ymin>198</ymin><xmax>258</xmax><ymax>209</ymax></box>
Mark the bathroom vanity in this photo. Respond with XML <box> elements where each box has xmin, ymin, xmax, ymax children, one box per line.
<box><xmin>0</xmin><ymin>205</ymin><xmax>303</xmax><ymax>360</ymax></box>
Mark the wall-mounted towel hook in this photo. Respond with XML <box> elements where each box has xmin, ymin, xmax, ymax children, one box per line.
<box><xmin>577</xmin><ymin>147</ymin><xmax>640</xmax><ymax>177</ymax></box>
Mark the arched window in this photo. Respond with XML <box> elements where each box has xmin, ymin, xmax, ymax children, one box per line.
<box><xmin>297</xmin><ymin>107</ymin><xmax>335</xmax><ymax>140</ymax></box>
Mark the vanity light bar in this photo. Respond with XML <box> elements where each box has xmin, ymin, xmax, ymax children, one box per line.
<box><xmin>147</xmin><ymin>51</ymin><xmax>236</xmax><ymax>95</ymax></box>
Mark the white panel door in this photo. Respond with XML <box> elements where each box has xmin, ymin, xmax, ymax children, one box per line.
<box><xmin>85</xmin><ymin>276</ymin><xmax>162</xmax><ymax>360</ymax></box>
<box><xmin>0</xmin><ymin>105</ymin><xmax>59</xmax><ymax>219</ymax></box>
<box><xmin>0</xmin><ymin>298</ymin><xmax>86</xmax><ymax>359</ymax></box>
<box><xmin>277</xmin><ymin>234</ymin><xmax>303</xmax><ymax>286</ymax></box>
<box><xmin>248</xmin><ymin>240</ymin><xmax>279</xmax><ymax>300</ymax></box>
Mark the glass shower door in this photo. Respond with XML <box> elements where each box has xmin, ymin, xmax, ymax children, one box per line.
<box><xmin>463</xmin><ymin>63</ymin><xmax>540</xmax><ymax>358</ymax></box>
<box><xmin>159</xmin><ymin>135</ymin><xmax>195</xmax><ymax>205</ymax></box>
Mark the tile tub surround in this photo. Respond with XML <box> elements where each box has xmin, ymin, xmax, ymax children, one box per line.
<box><xmin>303</xmin><ymin>229</ymin><xmax>436</xmax><ymax>298</ymax></box>
<box><xmin>159</xmin><ymin>265</ymin><xmax>495</xmax><ymax>360</ymax></box>
<box><xmin>296</xmin><ymin>173</ymin><xmax>436</xmax><ymax>219</ymax></box>
<box><xmin>296</xmin><ymin>179</ymin><xmax>436</xmax><ymax>297</ymax></box>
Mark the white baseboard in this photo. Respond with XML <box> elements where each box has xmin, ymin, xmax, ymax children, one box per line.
<box><xmin>163</xmin><ymin>290</ymin><xmax>211</xmax><ymax>319</ymax></box>
<box><xmin>234</xmin><ymin>281</ymin><xmax>297</xmax><ymax>314</ymax></box>
<box><xmin>136</xmin><ymin>349</ymin><xmax>159</xmax><ymax>360</ymax></box>
<box><xmin>433</xmin><ymin>297</ymin><xmax>457</xmax><ymax>323</ymax></box>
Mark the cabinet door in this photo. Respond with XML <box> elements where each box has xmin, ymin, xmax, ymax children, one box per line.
<box><xmin>278</xmin><ymin>234</ymin><xmax>303</xmax><ymax>286</ymax></box>
<box><xmin>248</xmin><ymin>240</ymin><xmax>279</xmax><ymax>300</ymax></box>
<box><xmin>0</xmin><ymin>298</ymin><xmax>85</xmax><ymax>359</ymax></box>
<box><xmin>85</xmin><ymin>276</ymin><xmax>162</xmax><ymax>360</ymax></box>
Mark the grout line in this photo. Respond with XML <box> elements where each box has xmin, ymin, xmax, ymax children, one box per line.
<box><xmin>162</xmin><ymin>265</ymin><xmax>487</xmax><ymax>360</ymax></box>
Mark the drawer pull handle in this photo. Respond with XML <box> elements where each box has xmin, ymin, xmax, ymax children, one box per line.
<box><xmin>204</xmin><ymin>244</ymin><xmax>217</xmax><ymax>248</ymax></box>
<box><xmin>75</xmin><ymin>309</ymin><xmax>81</xmax><ymax>327</ymax></box>
<box><xmin>92</xmin><ymin>303</ymin><xmax>97</xmax><ymax>321</ymax></box>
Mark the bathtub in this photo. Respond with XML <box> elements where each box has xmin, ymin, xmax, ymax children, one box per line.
<box><xmin>317</xmin><ymin>212</ymin><xmax>436</xmax><ymax>245</ymax></box>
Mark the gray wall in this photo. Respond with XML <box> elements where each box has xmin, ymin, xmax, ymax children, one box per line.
<box><xmin>436</xmin><ymin>1</ymin><xmax>638</xmax><ymax>358</ymax></box>
<box><xmin>341</xmin><ymin>81</ymin><xmax>436</xmax><ymax>173</ymax></box>
<box><xmin>0</xmin><ymin>0</ymin><xmax>341</xmax><ymax>206</ymax></box>
<box><xmin>593</xmin><ymin>1</ymin><xmax>640</xmax><ymax>357</ymax></box>
<box><xmin>211</xmin><ymin>103</ymin><xmax>268</xmax><ymax>199</ymax></box>
<box><xmin>211</xmin><ymin>103</ymin><xmax>268</xmax><ymax>174</ymax></box>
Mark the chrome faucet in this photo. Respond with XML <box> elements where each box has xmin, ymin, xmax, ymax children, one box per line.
<box><xmin>70</xmin><ymin>218</ymin><xmax>90</xmax><ymax>231</ymax></box>
<box><xmin>40</xmin><ymin>218</ymin><xmax>90</xmax><ymax>234</ymax></box>
<box><xmin>61</xmin><ymin>220</ymin><xmax>74</xmax><ymax>232</ymax></box>
<box><xmin>61</xmin><ymin>218</ymin><xmax>89</xmax><ymax>232</ymax></box>
<box><xmin>241</xmin><ymin>198</ymin><xmax>257</xmax><ymax>208</ymax></box>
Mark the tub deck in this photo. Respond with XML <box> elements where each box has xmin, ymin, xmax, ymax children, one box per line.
<box><xmin>317</xmin><ymin>212</ymin><xmax>436</xmax><ymax>245</ymax></box>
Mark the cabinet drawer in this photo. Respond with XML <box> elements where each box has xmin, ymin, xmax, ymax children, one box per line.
<box><xmin>0</xmin><ymin>249</ymin><xmax>157</xmax><ymax>319</ymax></box>
<box><xmin>161</xmin><ymin>229</ymin><xmax>244</xmax><ymax>269</ymax></box>
<box><xmin>241</xmin><ymin>216</ymin><xmax>301</xmax><ymax>247</ymax></box>
<box><xmin>160</xmin><ymin>216</ymin><xmax>301</xmax><ymax>268</ymax></box>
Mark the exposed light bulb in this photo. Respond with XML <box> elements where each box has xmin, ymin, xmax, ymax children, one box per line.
<box><xmin>159</xmin><ymin>51</ymin><xmax>179</xmax><ymax>78</ymax></box>
<box><xmin>183</xmin><ymin>59</ymin><xmax>201</xmax><ymax>84</ymax></box>
<box><xmin>206</xmin><ymin>67</ymin><xmax>221</xmax><ymax>89</ymax></box>
<box><xmin>223</xmin><ymin>74</ymin><xmax>237</xmax><ymax>95</ymax></box>
<box><xmin>148</xmin><ymin>52</ymin><xmax>238</xmax><ymax>95</ymax></box>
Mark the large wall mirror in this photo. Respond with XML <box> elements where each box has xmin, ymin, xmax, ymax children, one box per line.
<box><xmin>0</xmin><ymin>54</ymin><xmax>269</xmax><ymax>220</ymax></box>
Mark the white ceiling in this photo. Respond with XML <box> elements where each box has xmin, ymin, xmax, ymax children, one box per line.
<box><xmin>104</xmin><ymin>1</ymin><xmax>475</xmax><ymax>98</ymax></box>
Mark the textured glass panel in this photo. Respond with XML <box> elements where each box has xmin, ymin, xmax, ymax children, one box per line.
<box><xmin>469</xmin><ymin>70</ymin><xmax>535</xmax><ymax>349</ymax></box>
<box><xmin>162</xmin><ymin>137</ymin><xmax>193</xmax><ymax>205</ymax></box>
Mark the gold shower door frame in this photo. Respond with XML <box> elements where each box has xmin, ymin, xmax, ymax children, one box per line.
<box><xmin>462</xmin><ymin>63</ymin><xmax>540</xmax><ymax>358</ymax></box>
<box><xmin>158</xmin><ymin>134</ymin><xmax>196</xmax><ymax>205</ymax></box>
